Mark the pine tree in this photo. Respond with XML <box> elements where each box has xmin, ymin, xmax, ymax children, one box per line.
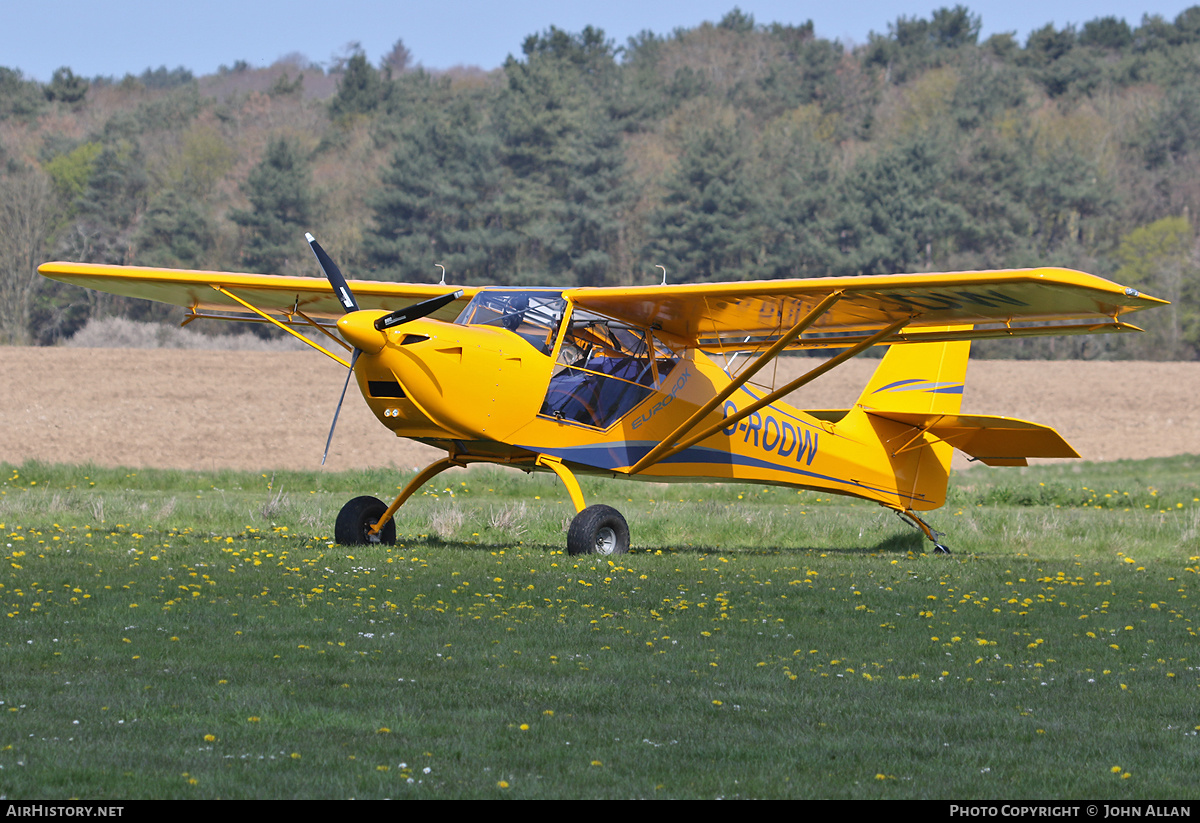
<box><xmin>330</xmin><ymin>52</ymin><xmax>384</xmax><ymax>119</ymax></box>
<box><xmin>495</xmin><ymin>27</ymin><xmax>631</xmax><ymax>285</ymax></box>
<box><xmin>73</xmin><ymin>139</ymin><xmax>150</xmax><ymax>264</ymax></box>
<box><xmin>643</xmin><ymin>122</ymin><xmax>764</xmax><ymax>281</ymax></box>
<box><xmin>366</xmin><ymin>106</ymin><xmax>507</xmax><ymax>284</ymax></box>
<box><xmin>133</xmin><ymin>190</ymin><xmax>213</xmax><ymax>268</ymax></box>
<box><xmin>229</xmin><ymin>138</ymin><xmax>314</xmax><ymax>274</ymax></box>
<box><xmin>45</xmin><ymin>67</ymin><xmax>89</xmax><ymax>104</ymax></box>
<box><xmin>0</xmin><ymin>67</ymin><xmax>45</xmax><ymax>119</ymax></box>
<box><xmin>832</xmin><ymin>136</ymin><xmax>970</xmax><ymax>275</ymax></box>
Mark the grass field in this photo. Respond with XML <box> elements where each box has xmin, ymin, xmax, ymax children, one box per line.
<box><xmin>2</xmin><ymin>458</ymin><xmax>1197</xmax><ymax>799</ymax></box>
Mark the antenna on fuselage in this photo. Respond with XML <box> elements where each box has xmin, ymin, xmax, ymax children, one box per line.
<box><xmin>656</xmin><ymin>265</ymin><xmax>666</xmax><ymax>286</ymax></box>
<box><xmin>435</xmin><ymin>264</ymin><xmax>446</xmax><ymax>285</ymax></box>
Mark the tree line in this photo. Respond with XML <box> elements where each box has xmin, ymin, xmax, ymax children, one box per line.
<box><xmin>1</xmin><ymin>6</ymin><xmax>1198</xmax><ymax>359</ymax></box>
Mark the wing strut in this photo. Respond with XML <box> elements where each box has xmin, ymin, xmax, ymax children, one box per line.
<box><xmin>628</xmin><ymin>291</ymin><xmax>843</xmax><ymax>474</ymax></box>
<box><xmin>292</xmin><ymin>307</ymin><xmax>352</xmax><ymax>352</ymax></box>
<box><xmin>211</xmin><ymin>285</ymin><xmax>351</xmax><ymax>368</ymax></box>
<box><xmin>631</xmin><ymin>315</ymin><xmax>909</xmax><ymax>474</ymax></box>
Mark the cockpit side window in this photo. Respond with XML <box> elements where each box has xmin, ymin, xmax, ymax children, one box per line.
<box><xmin>540</xmin><ymin>307</ymin><xmax>680</xmax><ymax>429</ymax></box>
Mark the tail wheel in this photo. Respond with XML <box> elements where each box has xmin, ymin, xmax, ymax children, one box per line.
<box><xmin>335</xmin><ymin>496</ymin><xmax>396</xmax><ymax>545</ymax></box>
<box><xmin>567</xmin><ymin>504</ymin><xmax>630</xmax><ymax>556</ymax></box>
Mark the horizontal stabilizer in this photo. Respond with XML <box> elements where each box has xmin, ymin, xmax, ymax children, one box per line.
<box><xmin>865</xmin><ymin>411</ymin><xmax>1080</xmax><ymax>464</ymax></box>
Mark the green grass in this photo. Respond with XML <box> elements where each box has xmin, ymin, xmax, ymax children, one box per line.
<box><xmin>1</xmin><ymin>458</ymin><xmax>1197</xmax><ymax>798</ymax></box>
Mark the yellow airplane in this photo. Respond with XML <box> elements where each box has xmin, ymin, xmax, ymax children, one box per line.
<box><xmin>40</xmin><ymin>236</ymin><xmax>1165</xmax><ymax>555</ymax></box>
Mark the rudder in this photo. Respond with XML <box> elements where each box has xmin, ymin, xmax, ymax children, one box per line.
<box><xmin>846</xmin><ymin>327</ymin><xmax>973</xmax><ymax>511</ymax></box>
<box><xmin>855</xmin><ymin>326</ymin><xmax>971</xmax><ymax>416</ymax></box>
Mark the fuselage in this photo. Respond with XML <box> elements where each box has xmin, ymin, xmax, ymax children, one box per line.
<box><xmin>338</xmin><ymin>288</ymin><xmax>951</xmax><ymax>513</ymax></box>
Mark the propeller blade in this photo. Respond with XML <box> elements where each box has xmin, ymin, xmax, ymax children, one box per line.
<box><xmin>306</xmin><ymin>232</ymin><xmax>359</xmax><ymax>313</ymax></box>
<box><xmin>374</xmin><ymin>289</ymin><xmax>465</xmax><ymax>331</ymax></box>
<box><xmin>322</xmin><ymin>348</ymin><xmax>360</xmax><ymax>466</ymax></box>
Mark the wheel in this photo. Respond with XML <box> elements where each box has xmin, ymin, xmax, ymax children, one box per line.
<box><xmin>335</xmin><ymin>496</ymin><xmax>396</xmax><ymax>545</ymax></box>
<box><xmin>567</xmin><ymin>504</ymin><xmax>630</xmax><ymax>556</ymax></box>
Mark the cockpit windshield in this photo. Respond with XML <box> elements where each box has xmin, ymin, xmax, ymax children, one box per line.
<box><xmin>454</xmin><ymin>289</ymin><xmax>566</xmax><ymax>354</ymax></box>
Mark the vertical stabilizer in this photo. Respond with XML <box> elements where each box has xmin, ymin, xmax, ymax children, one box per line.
<box><xmin>842</xmin><ymin>327</ymin><xmax>973</xmax><ymax>511</ymax></box>
<box><xmin>855</xmin><ymin>327</ymin><xmax>971</xmax><ymax>416</ymax></box>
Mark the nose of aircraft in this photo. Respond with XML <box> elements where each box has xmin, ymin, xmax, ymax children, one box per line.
<box><xmin>336</xmin><ymin>312</ymin><xmax>387</xmax><ymax>354</ymax></box>
<box><xmin>305</xmin><ymin>232</ymin><xmax>470</xmax><ymax>457</ymax></box>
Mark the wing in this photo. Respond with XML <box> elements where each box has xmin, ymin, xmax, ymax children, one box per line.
<box><xmin>565</xmin><ymin>268</ymin><xmax>1166</xmax><ymax>350</ymax></box>
<box><xmin>38</xmin><ymin>262</ymin><xmax>478</xmax><ymax>324</ymax></box>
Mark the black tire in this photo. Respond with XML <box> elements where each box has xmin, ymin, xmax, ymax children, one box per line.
<box><xmin>335</xmin><ymin>496</ymin><xmax>396</xmax><ymax>545</ymax></box>
<box><xmin>567</xmin><ymin>504</ymin><xmax>630</xmax><ymax>556</ymax></box>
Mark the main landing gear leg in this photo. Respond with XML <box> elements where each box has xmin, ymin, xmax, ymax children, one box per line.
<box><xmin>335</xmin><ymin>451</ymin><xmax>632</xmax><ymax>555</ymax></box>
<box><xmin>536</xmin><ymin>454</ymin><xmax>630</xmax><ymax>557</ymax></box>
<box><xmin>335</xmin><ymin>456</ymin><xmax>463</xmax><ymax>546</ymax></box>
<box><xmin>895</xmin><ymin>508</ymin><xmax>951</xmax><ymax>554</ymax></box>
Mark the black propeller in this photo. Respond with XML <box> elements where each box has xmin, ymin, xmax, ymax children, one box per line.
<box><xmin>306</xmin><ymin>232</ymin><xmax>358</xmax><ymax>312</ymax></box>
<box><xmin>374</xmin><ymin>289</ymin><xmax>464</xmax><ymax>330</ymax></box>
<box><xmin>321</xmin><ymin>348</ymin><xmax>360</xmax><ymax>465</ymax></box>
<box><xmin>304</xmin><ymin>233</ymin><xmax>461</xmax><ymax>465</ymax></box>
<box><xmin>304</xmin><ymin>233</ymin><xmax>359</xmax><ymax>465</ymax></box>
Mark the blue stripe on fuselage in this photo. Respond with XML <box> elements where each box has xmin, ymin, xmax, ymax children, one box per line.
<box><xmin>519</xmin><ymin>441</ymin><xmax>921</xmax><ymax>503</ymax></box>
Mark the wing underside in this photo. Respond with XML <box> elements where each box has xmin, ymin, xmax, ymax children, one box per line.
<box><xmin>566</xmin><ymin>268</ymin><xmax>1165</xmax><ymax>350</ymax></box>
<box><xmin>38</xmin><ymin>262</ymin><xmax>478</xmax><ymax>325</ymax></box>
<box><xmin>40</xmin><ymin>263</ymin><xmax>1164</xmax><ymax>353</ymax></box>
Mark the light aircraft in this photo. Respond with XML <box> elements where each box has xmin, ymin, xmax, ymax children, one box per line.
<box><xmin>40</xmin><ymin>237</ymin><xmax>1165</xmax><ymax>554</ymax></box>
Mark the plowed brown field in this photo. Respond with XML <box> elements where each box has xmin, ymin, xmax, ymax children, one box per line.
<box><xmin>2</xmin><ymin>347</ymin><xmax>1196</xmax><ymax>472</ymax></box>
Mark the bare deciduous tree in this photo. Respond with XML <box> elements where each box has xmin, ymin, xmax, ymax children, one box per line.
<box><xmin>0</xmin><ymin>171</ymin><xmax>57</xmax><ymax>344</ymax></box>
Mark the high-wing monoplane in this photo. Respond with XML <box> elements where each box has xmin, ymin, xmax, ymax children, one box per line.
<box><xmin>40</xmin><ymin>237</ymin><xmax>1165</xmax><ymax>554</ymax></box>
